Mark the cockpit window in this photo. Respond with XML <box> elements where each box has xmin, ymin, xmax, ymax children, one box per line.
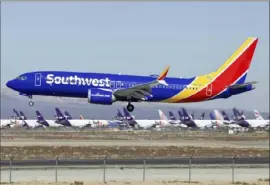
<box><xmin>17</xmin><ymin>76</ymin><xmax>27</xmax><ymax>80</ymax></box>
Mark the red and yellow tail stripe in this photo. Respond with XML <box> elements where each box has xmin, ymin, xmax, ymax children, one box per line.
<box><xmin>162</xmin><ymin>37</ymin><xmax>258</xmax><ymax>103</ymax></box>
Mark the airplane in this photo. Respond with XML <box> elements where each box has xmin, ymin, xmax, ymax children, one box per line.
<box><xmin>54</xmin><ymin>108</ymin><xmax>92</xmax><ymax>128</ymax></box>
<box><xmin>210</xmin><ymin>110</ymin><xmax>241</xmax><ymax>129</ymax></box>
<box><xmin>155</xmin><ymin>110</ymin><xmax>177</xmax><ymax>128</ymax></box>
<box><xmin>253</xmin><ymin>110</ymin><xmax>269</xmax><ymax>128</ymax></box>
<box><xmin>1</xmin><ymin>109</ymin><xmax>27</xmax><ymax>128</ymax></box>
<box><xmin>180</xmin><ymin>108</ymin><xmax>213</xmax><ymax>128</ymax></box>
<box><xmin>54</xmin><ymin>108</ymin><xmax>67</xmax><ymax>123</ymax></box>
<box><xmin>36</xmin><ymin>111</ymin><xmax>63</xmax><ymax>127</ymax></box>
<box><xmin>0</xmin><ymin>120</ymin><xmax>14</xmax><ymax>128</ymax></box>
<box><xmin>168</xmin><ymin>111</ymin><xmax>188</xmax><ymax>127</ymax></box>
<box><xmin>22</xmin><ymin>119</ymin><xmax>43</xmax><ymax>129</ymax></box>
<box><xmin>233</xmin><ymin>108</ymin><xmax>268</xmax><ymax>128</ymax></box>
<box><xmin>12</xmin><ymin>109</ymin><xmax>23</xmax><ymax>120</ymax></box>
<box><xmin>6</xmin><ymin>37</ymin><xmax>259</xmax><ymax>112</ymax></box>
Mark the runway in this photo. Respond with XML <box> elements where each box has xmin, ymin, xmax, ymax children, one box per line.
<box><xmin>1</xmin><ymin>157</ymin><xmax>269</xmax><ymax>167</ymax></box>
<box><xmin>1</xmin><ymin>168</ymin><xmax>269</xmax><ymax>182</ymax></box>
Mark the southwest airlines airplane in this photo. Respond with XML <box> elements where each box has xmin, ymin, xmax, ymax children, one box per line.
<box><xmin>6</xmin><ymin>37</ymin><xmax>258</xmax><ymax>112</ymax></box>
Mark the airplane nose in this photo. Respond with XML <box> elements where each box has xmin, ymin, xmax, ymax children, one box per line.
<box><xmin>6</xmin><ymin>80</ymin><xmax>14</xmax><ymax>89</ymax></box>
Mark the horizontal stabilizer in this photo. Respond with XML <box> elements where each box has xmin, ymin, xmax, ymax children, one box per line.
<box><xmin>229</xmin><ymin>81</ymin><xmax>258</xmax><ymax>89</ymax></box>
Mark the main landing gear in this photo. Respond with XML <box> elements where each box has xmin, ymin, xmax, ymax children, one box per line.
<box><xmin>127</xmin><ymin>103</ymin><xmax>134</xmax><ymax>112</ymax></box>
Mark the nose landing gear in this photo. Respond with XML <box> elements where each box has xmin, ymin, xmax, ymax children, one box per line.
<box><xmin>29</xmin><ymin>101</ymin><xmax>34</xmax><ymax>106</ymax></box>
<box><xmin>28</xmin><ymin>95</ymin><xmax>34</xmax><ymax>106</ymax></box>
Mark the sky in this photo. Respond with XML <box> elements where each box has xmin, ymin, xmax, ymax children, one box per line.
<box><xmin>1</xmin><ymin>2</ymin><xmax>269</xmax><ymax>112</ymax></box>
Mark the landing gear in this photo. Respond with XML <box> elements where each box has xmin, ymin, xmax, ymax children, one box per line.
<box><xmin>28</xmin><ymin>95</ymin><xmax>34</xmax><ymax>106</ymax></box>
<box><xmin>29</xmin><ymin>101</ymin><xmax>34</xmax><ymax>106</ymax></box>
<box><xmin>127</xmin><ymin>103</ymin><xmax>134</xmax><ymax>112</ymax></box>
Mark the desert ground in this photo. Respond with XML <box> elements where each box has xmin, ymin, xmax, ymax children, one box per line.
<box><xmin>1</xmin><ymin>129</ymin><xmax>269</xmax><ymax>160</ymax></box>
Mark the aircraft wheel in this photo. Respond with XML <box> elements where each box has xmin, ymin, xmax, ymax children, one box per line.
<box><xmin>29</xmin><ymin>101</ymin><xmax>34</xmax><ymax>106</ymax></box>
<box><xmin>127</xmin><ymin>104</ymin><xmax>134</xmax><ymax>112</ymax></box>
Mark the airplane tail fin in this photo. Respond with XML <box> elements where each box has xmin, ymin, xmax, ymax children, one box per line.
<box><xmin>169</xmin><ymin>111</ymin><xmax>176</xmax><ymax>120</ymax></box>
<box><xmin>158</xmin><ymin>110</ymin><xmax>168</xmax><ymax>121</ymax></box>
<box><xmin>123</xmin><ymin>107</ymin><xmax>131</xmax><ymax>117</ymax></box>
<box><xmin>221</xmin><ymin>110</ymin><xmax>230</xmax><ymax>121</ymax></box>
<box><xmin>205</xmin><ymin>37</ymin><xmax>258</xmax><ymax>86</ymax></box>
<box><xmin>80</xmin><ymin>115</ymin><xmax>84</xmax><ymax>120</ymax></box>
<box><xmin>117</xmin><ymin>109</ymin><xmax>124</xmax><ymax>117</ymax></box>
<box><xmin>64</xmin><ymin>111</ymin><xmax>72</xmax><ymax>120</ymax></box>
<box><xmin>55</xmin><ymin>108</ymin><xmax>65</xmax><ymax>119</ymax></box>
<box><xmin>36</xmin><ymin>111</ymin><xmax>45</xmax><ymax>121</ymax></box>
<box><xmin>254</xmin><ymin>109</ymin><xmax>264</xmax><ymax>120</ymax></box>
<box><xmin>233</xmin><ymin>107</ymin><xmax>245</xmax><ymax>120</ymax></box>
<box><xmin>178</xmin><ymin>110</ymin><xmax>183</xmax><ymax>121</ymax></box>
<box><xmin>123</xmin><ymin>107</ymin><xmax>134</xmax><ymax>120</ymax></box>
<box><xmin>213</xmin><ymin>110</ymin><xmax>224</xmax><ymax>121</ymax></box>
<box><xmin>209</xmin><ymin>112</ymin><xmax>215</xmax><ymax>120</ymax></box>
<box><xmin>19</xmin><ymin>111</ymin><xmax>27</xmax><ymax>120</ymax></box>
<box><xmin>13</xmin><ymin>109</ymin><xmax>20</xmax><ymax>117</ymax></box>
<box><xmin>200</xmin><ymin>112</ymin><xmax>205</xmax><ymax>120</ymax></box>
<box><xmin>181</xmin><ymin>108</ymin><xmax>192</xmax><ymax>121</ymax></box>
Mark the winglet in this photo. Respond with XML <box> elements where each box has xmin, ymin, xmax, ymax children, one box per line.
<box><xmin>157</xmin><ymin>66</ymin><xmax>170</xmax><ymax>80</ymax></box>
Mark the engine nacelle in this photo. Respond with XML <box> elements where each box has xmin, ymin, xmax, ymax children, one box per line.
<box><xmin>88</xmin><ymin>88</ymin><xmax>116</xmax><ymax>105</ymax></box>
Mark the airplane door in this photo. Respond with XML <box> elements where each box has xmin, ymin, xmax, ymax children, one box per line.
<box><xmin>206</xmin><ymin>84</ymin><xmax>212</xmax><ymax>96</ymax></box>
<box><xmin>116</xmin><ymin>81</ymin><xmax>121</xmax><ymax>88</ymax></box>
<box><xmin>35</xmin><ymin>73</ymin><xmax>42</xmax><ymax>86</ymax></box>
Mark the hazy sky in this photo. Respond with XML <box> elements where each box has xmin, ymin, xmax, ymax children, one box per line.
<box><xmin>1</xmin><ymin>2</ymin><xmax>269</xmax><ymax>111</ymax></box>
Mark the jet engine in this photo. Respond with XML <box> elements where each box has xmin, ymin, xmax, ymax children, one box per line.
<box><xmin>88</xmin><ymin>88</ymin><xmax>116</xmax><ymax>105</ymax></box>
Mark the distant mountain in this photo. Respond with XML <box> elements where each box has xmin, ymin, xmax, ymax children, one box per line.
<box><xmin>1</xmin><ymin>88</ymin><xmax>269</xmax><ymax>120</ymax></box>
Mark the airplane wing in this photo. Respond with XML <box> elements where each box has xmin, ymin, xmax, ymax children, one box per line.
<box><xmin>229</xmin><ymin>81</ymin><xmax>258</xmax><ymax>89</ymax></box>
<box><xmin>113</xmin><ymin>66</ymin><xmax>170</xmax><ymax>101</ymax></box>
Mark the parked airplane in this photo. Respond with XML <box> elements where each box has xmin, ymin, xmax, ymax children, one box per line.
<box><xmin>180</xmin><ymin>108</ymin><xmax>213</xmax><ymax>128</ymax></box>
<box><xmin>233</xmin><ymin>108</ymin><xmax>268</xmax><ymax>128</ymax></box>
<box><xmin>155</xmin><ymin>110</ymin><xmax>177</xmax><ymax>128</ymax></box>
<box><xmin>54</xmin><ymin>108</ymin><xmax>92</xmax><ymax>128</ymax></box>
<box><xmin>12</xmin><ymin>109</ymin><xmax>23</xmax><ymax>120</ymax></box>
<box><xmin>166</xmin><ymin>111</ymin><xmax>188</xmax><ymax>127</ymax></box>
<box><xmin>211</xmin><ymin>110</ymin><xmax>241</xmax><ymax>129</ymax></box>
<box><xmin>36</xmin><ymin>111</ymin><xmax>63</xmax><ymax>127</ymax></box>
<box><xmin>6</xmin><ymin>38</ymin><xmax>259</xmax><ymax>112</ymax></box>
<box><xmin>22</xmin><ymin>119</ymin><xmax>43</xmax><ymax>129</ymax></box>
<box><xmin>54</xmin><ymin>108</ymin><xmax>67</xmax><ymax>123</ymax></box>
<box><xmin>0</xmin><ymin>120</ymin><xmax>13</xmax><ymax>128</ymax></box>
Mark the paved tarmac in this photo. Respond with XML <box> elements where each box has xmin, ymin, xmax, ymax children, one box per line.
<box><xmin>1</xmin><ymin>157</ymin><xmax>269</xmax><ymax>166</ymax></box>
<box><xmin>1</xmin><ymin>168</ymin><xmax>269</xmax><ymax>182</ymax></box>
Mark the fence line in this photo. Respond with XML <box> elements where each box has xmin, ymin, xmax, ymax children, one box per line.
<box><xmin>3</xmin><ymin>155</ymin><xmax>266</xmax><ymax>183</ymax></box>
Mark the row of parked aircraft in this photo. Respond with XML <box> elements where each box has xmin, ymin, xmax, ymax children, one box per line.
<box><xmin>1</xmin><ymin>107</ymin><xmax>269</xmax><ymax>130</ymax></box>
